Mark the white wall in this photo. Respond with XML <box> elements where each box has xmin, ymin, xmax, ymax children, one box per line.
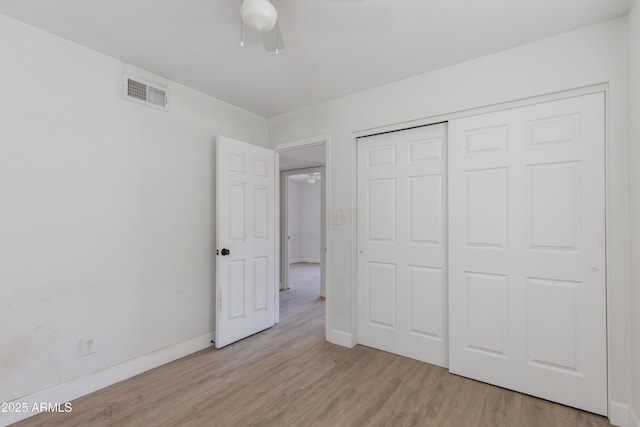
<box><xmin>268</xmin><ymin>18</ymin><xmax>631</xmax><ymax>410</ymax></box>
<box><xmin>0</xmin><ymin>12</ymin><xmax>267</xmax><ymax>410</ymax></box>
<box><xmin>627</xmin><ymin>1</ymin><xmax>640</xmax><ymax>425</ymax></box>
<box><xmin>287</xmin><ymin>180</ymin><xmax>303</xmax><ymax>263</ymax></box>
<box><xmin>287</xmin><ymin>178</ymin><xmax>321</xmax><ymax>264</ymax></box>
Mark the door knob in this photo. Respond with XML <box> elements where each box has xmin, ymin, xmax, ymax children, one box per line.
<box><xmin>221</xmin><ymin>248</ymin><xmax>230</xmax><ymax>256</ymax></box>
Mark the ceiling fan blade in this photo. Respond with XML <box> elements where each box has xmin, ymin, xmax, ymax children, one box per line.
<box><xmin>261</xmin><ymin>22</ymin><xmax>285</xmax><ymax>52</ymax></box>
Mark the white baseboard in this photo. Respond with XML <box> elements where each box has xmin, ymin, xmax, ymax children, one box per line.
<box><xmin>1</xmin><ymin>332</ymin><xmax>213</xmax><ymax>427</ymax></box>
<box><xmin>301</xmin><ymin>258</ymin><xmax>320</xmax><ymax>263</ymax></box>
<box><xmin>610</xmin><ymin>401</ymin><xmax>630</xmax><ymax>427</ymax></box>
<box><xmin>288</xmin><ymin>257</ymin><xmax>303</xmax><ymax>264</ymax></box>
<box><xmin>610</xmin><ymin>401</ymin><xmax>640</xmax><ymax>427</ymax></box>
<box><xmin>630</xmin><ymin>406</ymin><xmax>640</xmax><ymax>427</ymax></box>
<box><xmin>327</xmin><ymin>329</ymin><xmax>356</xmax><ymax>348</ymax></box>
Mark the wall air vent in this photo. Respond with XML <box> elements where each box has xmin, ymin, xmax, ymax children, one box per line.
<box><xmin>123</xmin><ymin>74</ymin><xmax>168</xmax><ymax>111</ymax></box>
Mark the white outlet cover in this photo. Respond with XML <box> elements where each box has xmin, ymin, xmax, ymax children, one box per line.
<box><xmin>80</xmin><ymin>338</ymin><xmax>95</xmax><ymax>356</ymax></box>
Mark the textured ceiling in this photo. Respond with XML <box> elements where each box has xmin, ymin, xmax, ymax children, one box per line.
<box><xmin>0</xmin><ymin>0</ymin><xmax>630</xmax><ymax>117</ymax></box>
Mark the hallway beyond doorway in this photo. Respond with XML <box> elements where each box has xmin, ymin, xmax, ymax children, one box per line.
<box><xmin>285</xmin><ymin>262</ymin><xmax>321</xmax><ymax>295</ymax></box>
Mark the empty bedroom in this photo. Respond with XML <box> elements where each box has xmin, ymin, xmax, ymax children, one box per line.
<box><xmin>1</xmin><ymin>1</ymin><xmax>640</xmax><ymax>426</ymax></box>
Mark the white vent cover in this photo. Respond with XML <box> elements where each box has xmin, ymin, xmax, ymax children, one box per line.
<box><xmin>123</xmin><ymin>74</ymin><xmax>168</xmax><ymax>111</ymax></box>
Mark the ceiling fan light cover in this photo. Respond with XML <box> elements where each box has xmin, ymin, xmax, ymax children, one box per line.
<box><xmin>242</xmin><ymin>0</ymin><xmax>278</xmax><ymax>32</ymax></box>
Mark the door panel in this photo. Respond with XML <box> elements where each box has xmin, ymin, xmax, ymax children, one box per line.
<box><xmin>368</xmin><ymin>179</ymin><xmax>396</xmax><ymax>242</ymax></box>
<box><xmin>409</xmin><ymin>175</ymin><xmax>443</xmax><ymax>244</ymax></box>
<box><xmin>357</xmin><ymin>124</ymin><xmax>448</xmax><ymax>367</ymax></box>
<box><xmin>465</xmin><ymin>272</ymin><xmax>509</xmax><ymax>357</ymax></box>
<box><xmin>408</xmin><ymin>266</ymin><xmax>443</xmax><ymax>338</ymax></box>
<box><xmin>368</xmin><ymin>262</ymin><xmax>397</xmax><ymax>328</ymax></box>
<box><xmin>527</xmin><ymin>277</ymin><xmax>579</xmax><ymax>372</ymax></box>
<box><xmin>449</xmin><ymin>93</ymin><xmax>606</xmax><ymax>415</ymax></box>
<box><xmin>216</xmin><ymin>136</ymin><xmax>276</xmax><ymax>348</ymax></box>
<box><xmin>528</xmin><ymin>162</ymin><xmax>580</xmax><ymax>250</ymax></box>
<box><xmin>465</xmin><ymin>168</ymin><xmax>507</xmax><ymax>248</ymax></box>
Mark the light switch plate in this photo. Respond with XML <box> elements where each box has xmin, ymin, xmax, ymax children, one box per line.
<box><xmin>331</xmin><ymin>210</ymin><xmax>342</xmax><ymax>225</ymax></box>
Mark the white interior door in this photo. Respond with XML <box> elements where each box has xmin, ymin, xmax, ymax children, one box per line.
<box><xmin>357</xmin><ymin>124</ymin><xmax>448</xmax><ymax>367</ymax></box>
<box><xmin>215</xmin><ymin>136</ymin><xmax>277</xmax><ymax>348</ymax></box>
<box><xmin>448</xmin><ymin>93</ymin><xmax>607</xmax><ymax>414</ymax></box>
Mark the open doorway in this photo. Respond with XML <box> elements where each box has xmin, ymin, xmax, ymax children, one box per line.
<box><xmin>277</xmin><ymin>142</ymin><xmax>327</xmax><ymax>323</ymax></box>
<box><xmin>281</xmin><ymin>168</ymin><xmax>325</xmax><ymax>297</ymax></box>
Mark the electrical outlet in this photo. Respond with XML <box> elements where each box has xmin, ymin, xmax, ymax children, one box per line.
<box><xmin>79</xmin><ymin>338</ymin><xmax>95</xmax><ymax>356</ymax></box>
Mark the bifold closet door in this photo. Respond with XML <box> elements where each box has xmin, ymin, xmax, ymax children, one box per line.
<box><xmin>357</xmin><ymin>124</ymin><xmax>447</xmax><ymax>367</ymax></box>
<box><xmin>448</xmin><ymin>93</ymin><xmax>607</xmax><ymax>415</ymax></box>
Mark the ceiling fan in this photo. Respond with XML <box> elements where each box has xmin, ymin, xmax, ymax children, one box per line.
<box><xmin>240</xmin><ymin>0</ymin><xmax>284</xmax><ymax>53</ymax></box>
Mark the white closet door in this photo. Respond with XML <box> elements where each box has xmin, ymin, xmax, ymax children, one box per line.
<box><xmin>357</xmin><ymin>124</ymin><xmax>448</xmax><ymax>367</ymax></box>
<box><xmin>449</xmin><ymin>93</ymin><xmax>606</xmax><ymax>414</ymax></box>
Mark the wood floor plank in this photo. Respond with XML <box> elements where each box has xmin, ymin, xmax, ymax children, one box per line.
<box><xmin>12</xmin><ymin>263</ymin><xmax>612</xmax><ymax>427</ymax></box>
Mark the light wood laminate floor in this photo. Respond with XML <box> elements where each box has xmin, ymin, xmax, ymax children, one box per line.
<box><xmin>13</xmin><ymin>263</ymin><xmax>611</xmax><ymax>427</ymax></box>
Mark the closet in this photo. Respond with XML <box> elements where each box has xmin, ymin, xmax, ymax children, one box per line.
<box><xmin>356</xmin><ymin>92</ymin><xmax>606</xmax><ymax>415</ymax></box>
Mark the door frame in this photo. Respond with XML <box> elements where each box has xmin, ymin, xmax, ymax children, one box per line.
<box><xmin>275</xmin><ymin>136</ymin><xmax>331</xmax><ymax>338</ymax></box>
<box><xmin>351</xmin><ymin>83</ymin><xmax>619</xmax><ymax>418</ymax></box>
<box><xmin>280</xmin><ymin>166</ymin><xmax>326</xmax><ymax>296</ymax></box>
